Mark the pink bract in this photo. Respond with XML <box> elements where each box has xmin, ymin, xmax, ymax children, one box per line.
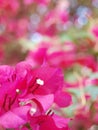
<box><xmin>0</xmin><ymin>61</ymin><xmax>71</xmax><ymax>129</ymax></box>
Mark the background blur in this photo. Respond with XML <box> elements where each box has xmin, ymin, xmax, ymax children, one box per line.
<box><xmin>0</xmin><ymin>0</ymin><xmax>98</xmax><ymax>64</ymax></box>
<box><xmin>0</xmin><ymin>0</ymin><xmax>98</xmax><ymax>130</ymax></box>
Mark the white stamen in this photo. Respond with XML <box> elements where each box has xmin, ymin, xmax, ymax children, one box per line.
<box><xmin>29</xmin><ymin>107</ymin><xmax>36</xmax><ymax>116</ymax></box>
<box><xmin>16</xmin><ymin>89</ymin><xmax>20</xmax><ymax>93</ymax></box>
<box><xmin>19</xmin><ymin>101</ymin><xmax>26</xmax><ymax>106</ymax></box>
<box><xmin>36</xmin><ymin>79</ymin><xmax>44</xmax><ymax>86</ymax></box>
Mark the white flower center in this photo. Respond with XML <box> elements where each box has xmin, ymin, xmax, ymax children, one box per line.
<box><xmin>29</xmin><ymin>107</ymin><xmax>37</xmax><ymax>116</ymax></box>
<box><xmin>36</xmin><ymin>78</ymin><xmax>44</xmax><ymax>86</ymax></box>
<box><xmin>16</xmin><ymin>89</ymin><xmax>20</xmax><ymax>93</ymax></box>
<box><xmin>19</xmin><ymin>101</ymin><xmax>26</xmax><ymax>106</ymax></box>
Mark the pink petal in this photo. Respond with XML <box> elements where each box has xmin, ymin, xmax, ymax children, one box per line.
<box><xmin>54</xmin><ymin>91</ymin><xmax>72</xmax><ymax>107</ymax></box>
<box><xmin>0</xmin><ymin>106</ymin><xmax>30</xmax><ymax>128</ymax></box>
<box><xmin>53</xmin><ymin>114</ymin><xmax>70</xmax><ymax>128</ymax></box>
<box><xmin>39</xmin><ymin>116</ymin><xmax>59</xmax><ymax>130</ymax></box>
<box><xmin>34</xmin><ymin>94</ymin><xmax>54</xmax><ymax>111</ymax></box>
<box><xmin>34</xmin><ymin>63</ymin><xmax>64</xmax><ymax>93</ymax></box>
<box><xmin>0</xmin><ymin>111</ymin><xmax>25</xmax><ymax>128</ymax></box>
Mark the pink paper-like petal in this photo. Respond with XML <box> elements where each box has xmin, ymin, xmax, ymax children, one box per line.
<box><xmin>0</xmin><ymin>106</ymin><xmax>30</xmax><ymax>128</ymax></box>
<box><xmin>54</xmin><ymin>91</ymin><xmax>72</xmax><ymax>107</ymax></box>
<box><xmin>34</xmin><ymin>94</ymin><xmax>54</xmax><ymax>111</ymax></box>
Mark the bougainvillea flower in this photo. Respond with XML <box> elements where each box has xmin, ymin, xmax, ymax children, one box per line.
<box><xmin>0</xmin><ymin>93</ymin><xmax>55</xmax><ymax>129</ymax></box>
<box><xmin>16</xmin><ymin>61</ymin><xmax>72</xmax><ymax>107</ymax></box>
<box><xmin>0</xmin><ymin>65</ymin><xmax>14</xmax><ymax>83</ymax></box>
<box><xmin>37</xmin><ymin>0</ymin><xmax>69</xmax><ymax>36</ymax></box>
<box><xmin>26</xmin><ymin>42</ymin><xmax>76</xmax><ymax>69</ymax></box>
<box><xmin>0</xmin><ymin>76</ymin><xmax>29</xmax><ymax>128</ymax></box>
<box><xmin>26</xmin><ymin>42</ymin><xmax>98</xmax><ymax>72</ymax></box>
<box><xmin>70</xmin><ymin>101</ymin><xmax>98</xmax><ymax>130</ymax></box>
<box><xmin>0</xmin><ymin>61</ymin><xmax>71</xmax><ymax>129</ymax></box>
<box><xmin>76</xmin><ymin>55</ymin><xmax>97</xmax><ymax>71</ymax></box>
<box><xmin>70</xmin><ymin>114</ymin><xmax>92</xmax><ymax>130</ymax></box>
<box><xmin>0</xmin><ymin>106</ymin><xmax>31</xmax><ymax>128</ymax></box>
<box><xmin>26</xmin><ymin>47</ymin><xmax>48</xmax><ymax>67</ymax></box>
<box><xmin>13</xmin><ymin>61</ymin><xmax>64</xmax><ymax>95</ymax></box>
<box><xmin>28</xmin><ymin>112</ymin><xmax>70</xmax><ymax>130</ymax></box>
<box><xmin>19</xmin><ymin>94</ymin><xmax>54</xmax><ymax>112</ymax></box>
<box><xmin>48</xmin><ymin>51</ymin><xmax>76</xmax><ymax>69</ymax></box>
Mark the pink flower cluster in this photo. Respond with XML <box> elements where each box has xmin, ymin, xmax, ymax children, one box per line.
<box><xmin>0</xmin><ymin>61</ymin><xmax>71</xmax><ymax>130</ymax></box>
<box><xmin>26</xmin><ymin>42</ymin><xmax>98</xmax><ymax>71</ymax></box>
<box><xmin>26</xmin><ymin>42</ymin><xmax>98</xmax><ymax>92</ymax></box>
<box><xmin>70</xmin><ymin>99</ymin><xmax>98</xmax><ymax>130</ymax></box>
<box><xmin>0</xmin><ymin>0</ymin><xmax>69</xmax><ymax>41</ymax></box>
